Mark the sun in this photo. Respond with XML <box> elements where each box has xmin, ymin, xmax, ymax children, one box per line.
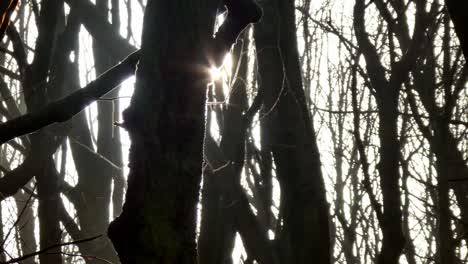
<box><xmin>209</xmin><ymin>53</ymin><xmax>233</xmax><ymax>81</ymax></box>
<box><xmin>210</xmin><ymin>66</ymin><xmax>222</xmax><ymax>81</ymax></box>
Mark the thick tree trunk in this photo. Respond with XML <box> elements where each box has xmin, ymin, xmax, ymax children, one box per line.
<box><xmin>254</xmin><ymin>0</ymin><xmax>331</xmax><ymax>263</ymax></box>
<box><xmin>198</xmin><ymin>167</ymin><xmax>236</xmax><ymax>264</ymax></box>
<box><xmin>108</xmin><ymin>0</ymin><xmax>262</xmax><ymax>262</ymax></box>
<box><xmin>107</xmin><ymin>1</ymin><xmax>218</xmax><ymax>262</ymax></box>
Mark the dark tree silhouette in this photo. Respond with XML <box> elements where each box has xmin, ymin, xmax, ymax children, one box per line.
<box><xmin>0</xmin><ymin>1</ymin><xmax>465</xmax><ymax>263</ymax></box>
<box><xmin>353</xmin><ymin>0</ymin><xmax>428</xmax><ymax>262</ymax></box>
<box><xmin>107</xmin><ymin>0</ymin><xmax>261</xmax><ymax>262</ymax></box>
<box><xmin>445</xmin><ymin>0</ymin><xmax>468</xmax><ymax>59</ymax></box>
<box><xmin>254</xmin><ymin>0</ymin><xmax>331</xmax><ymax>262</ymax></box>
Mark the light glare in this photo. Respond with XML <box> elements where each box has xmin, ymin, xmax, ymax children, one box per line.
<box><xmin>210</xmin><ymin>66</ymin><xmax>222</xmax><ymax>81</ymax></box>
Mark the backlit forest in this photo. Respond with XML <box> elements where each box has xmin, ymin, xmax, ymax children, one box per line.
<box><xmin>0</xmin><ymin>0</ymin><xmax>466</xmax><ymax>263</ymax></box>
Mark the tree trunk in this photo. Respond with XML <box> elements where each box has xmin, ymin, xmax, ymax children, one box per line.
<box><xmin>254</xmin><ymin>0</ymin><xmax>331</xmax><ymax>263</ymax></box>
<box><xmin>352</xmin><ymin>0</ymin><xmax>429</xmax><ymax>261</ymax></box>
<box><xmin>70</xmin><ymin>0</ymin><xmax>123</xmax><ymax>261</ymax></box>
<box><xmin>199</xmin><ymin>34</ymin><xmax>276</xmax><ymax>264</ymax></box>
<box><xmin>107</xmin><ymin>0</ymin><xmax>262</xmax><ymax>261</ymax></box>
<box><xmin>22</xmin><ymin>1</ymin><xmax>63</xmax><ymax>263</ymax></box>
<box><xmin>108</xmin><ymin>1</ymin><xmax>218</xmax><ymax>262</ymax></box>
<box><xmin>198</xmin><ymin>38</ymin><xmax>249</xmax><ymax>264</ymax></box>
<box><xmin>375</xmin><ymin>95</ymin><xmax>405</xmax><ymax>264</ymax></box>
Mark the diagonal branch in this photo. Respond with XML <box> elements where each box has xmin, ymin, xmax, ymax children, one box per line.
<box><xmin>0</xmin><ymin>0</ymin><xmax>260</xmax><ymax>147</ymax></box>
<box><xmin>0</xmin><ymin>158</ymin><xmax>34</xmax><ymax>202</ymax></box>
<box><xmin>0</xmin><ymin>50</ymin><xmax>140</xmax><ymax>146</ymax></box>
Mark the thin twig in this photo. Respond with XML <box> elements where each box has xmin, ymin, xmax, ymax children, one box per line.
<box><xmin>0</xmin><ymin>184</ymin><xmax>36</xmax><ymax>250</ymax></box>
<box><xmin>0</xmin><ymin>235</ymin><xmax>102</xmax><ymax>264</ymax></box>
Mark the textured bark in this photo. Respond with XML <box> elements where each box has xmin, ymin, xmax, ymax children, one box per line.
<box><xmin>254</xmin><ymin>0</ymin><xmax>331</xmax><ymax>263</ymax></box>
<box><xmin>107</xmin><ymin>0</ymin><xmax>261</xmax><ymax>262</ymax></box>
<box><xmin>107</xmin><ymin>1</ymin><xmax>218</xmax><ymax>262</ymax></box>
<box><xmin>198</xmin><ymin>167</ymin><xmax>235</xmax><ymax>264</ymax></box>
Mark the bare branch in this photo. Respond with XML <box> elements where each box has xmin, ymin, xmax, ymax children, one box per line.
<box><xmin>0</xmin><ymin>235</ymin><xmax>102</xmax><ymax>264</ymax></box>
<box><xmin>0</xmin><ymin>50</ymin><xmax>140</xmax><ymax>146</ymax></box>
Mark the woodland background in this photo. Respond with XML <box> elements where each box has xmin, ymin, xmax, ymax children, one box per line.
<box><xmin>0</xmin><ymin>0</ymin><xmax>466</xmax><ymax>263</ymax></box>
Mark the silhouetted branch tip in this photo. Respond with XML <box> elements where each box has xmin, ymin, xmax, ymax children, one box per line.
<box><xmin>0</xmin><ymin>235</ymin><xmax>102</xmax><ymax>264</ymax></box>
